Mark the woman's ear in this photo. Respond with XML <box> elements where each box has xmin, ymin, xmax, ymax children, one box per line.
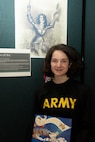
<box><xmin>69</xmin><ymin>62</ymin><xmax>72</xmax><ymax>68</ymax></box>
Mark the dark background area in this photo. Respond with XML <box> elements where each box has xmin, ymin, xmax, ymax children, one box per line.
<box><xmin>0</xmin><ymin>0</ymin><xmax>95</xmax><ymax>141</ymax></box>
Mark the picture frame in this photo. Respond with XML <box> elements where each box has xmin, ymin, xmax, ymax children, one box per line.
<box><xmin>15</xmin><ymin>0</ymin><xmax>68</xmax><ymax>58</ymax></box>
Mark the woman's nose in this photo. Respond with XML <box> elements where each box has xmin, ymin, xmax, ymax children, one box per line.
<box><xmin>57</xmin><ymin>61</ymin><xmax>61</xmax><ymax>67</ymax></box>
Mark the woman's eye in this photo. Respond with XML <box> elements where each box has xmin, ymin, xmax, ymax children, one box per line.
<box><xmin>61</xmin><ymin>59</ymin><xmax>68</xmax><ymax>63</ymax></box>
<box><xmin>51</xmin><ymin>59</ymin><xmax>57</xmax><ymax>62</ymax></box>
<box><xmin>62</xmin><ymin>60</ymin><xmax>67</xmax><ymax>62</ymax></box>
<box><xmin>51</xmin><ymin>59</ymin><xmax>68</xmax><ymax>63</ymax></box>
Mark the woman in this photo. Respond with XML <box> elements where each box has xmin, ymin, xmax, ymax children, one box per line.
<box><xmin>32</xmin><ymin>44</ymin><xmax>92</xmax><ymax>142</ymax></box>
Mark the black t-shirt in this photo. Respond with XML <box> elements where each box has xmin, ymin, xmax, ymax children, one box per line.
<box><xmin>33</xmin><ymin>78</ymin><xmax>92</xmax><ymax>142</ymax></box>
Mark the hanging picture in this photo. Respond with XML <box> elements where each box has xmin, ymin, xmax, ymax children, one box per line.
<box><xmin>15</xmin><ymin>0</ymin><xmax>68</xmax><ymax>58</ymax></box>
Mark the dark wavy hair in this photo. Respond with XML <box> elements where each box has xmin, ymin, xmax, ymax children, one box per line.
<box><xmin>42</xmin><ymin>44</ymin><xmax>84</xmax><ymax>77</ymax></box>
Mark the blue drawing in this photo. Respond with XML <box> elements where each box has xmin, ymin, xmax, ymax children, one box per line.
<box><xmin>27</xmin><ymin>0</ymin><xmax>61</xmax><ymax>55</ymax></box>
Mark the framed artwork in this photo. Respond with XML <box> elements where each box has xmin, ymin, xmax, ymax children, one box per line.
<box><xmin>15</xmin><ymin>0</ymin><xmax>68</xmax><ymax>58</ymax></box>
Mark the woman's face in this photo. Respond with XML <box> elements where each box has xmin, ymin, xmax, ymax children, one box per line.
<box><xmin>50</xmin><ymin>50</ymin><xmax>71</xmax><ymax>77</ymax></box>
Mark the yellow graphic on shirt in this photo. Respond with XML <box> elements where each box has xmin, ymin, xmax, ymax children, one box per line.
<box><xmin>35</xmin><ymin>115</ymin><xmax>70</xmax><ymax>132</ymax></box>
<box><xmin>43</xmin><ymin>97</ymin><xmax>77</xmax><ymax>109</ymax></box>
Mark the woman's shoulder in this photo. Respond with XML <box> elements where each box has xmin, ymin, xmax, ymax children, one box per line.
<box><xmin>35</xmin><ymin>81</ymin><xmax>52</xmax><ymax>93</ymax></box>
<box><xmin>72</xmin><ymin>78</ymin><xmax>92</xmax><ymax>96</ymax></box>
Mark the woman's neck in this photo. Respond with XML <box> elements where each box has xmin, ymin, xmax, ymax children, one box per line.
<box><xmin>52</xmin><ymin>75</ymin><xmax>69</xmax><ymax>84</ymax></box>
